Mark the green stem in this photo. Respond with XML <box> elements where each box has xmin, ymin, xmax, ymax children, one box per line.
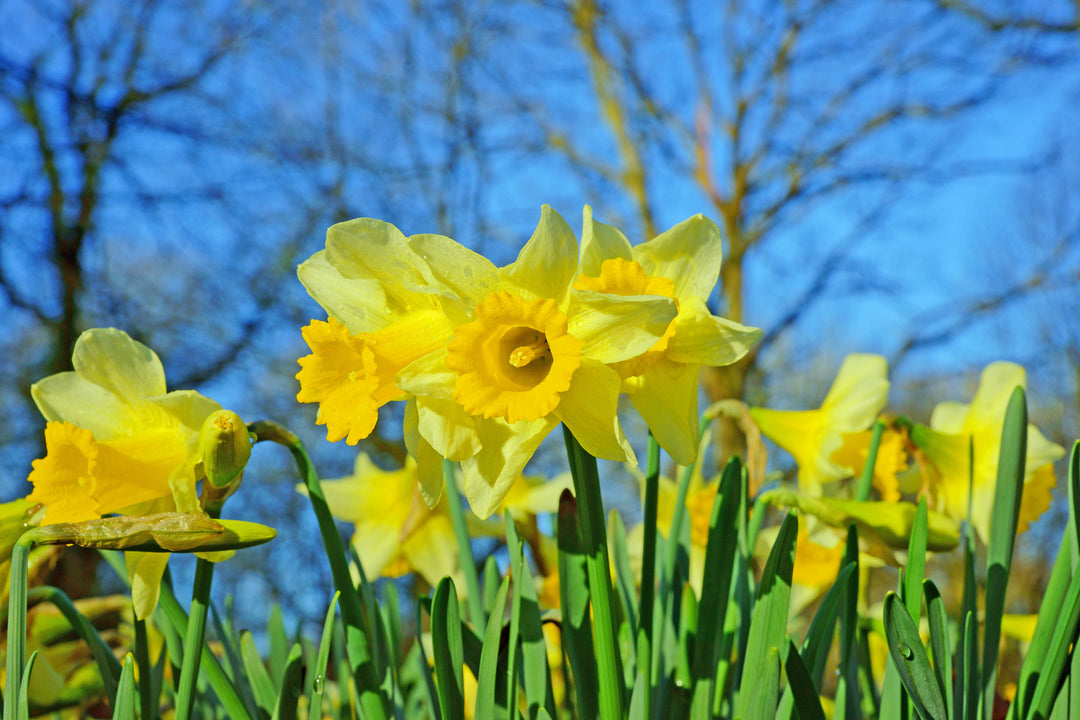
<box><xmin>637</xmin><ymin>434</ymin><xmax>661</xmax><ymax>713</ymax></box>
<box><xmin>562</xmin><ymin>425</ymin><xmax>625</xmax><ymax>719</ymax></box>
<box><xmin>134</xmin><ymin>615</ymin><xmax>155</xmax><ymax>720</ymax></box>
<box><xmin>173</xmin><ymin>557</ymin><xmax>214</xmax><ymax>720</ymax></box>
<box><xmin>854</xmin><ymin>420</ymin><xmax>885</xmax><ymax>502</ymax></box>
<box><xmin>4</xmin><ymin>534</ymin><xmax>31</xmax><ymax>720</ymax></box>
<box><xmin>249</xmin><ymin>420</ymin><xmax>389</xmax><ymax>720</ymax></box>
<box><xmin>442</xmin><ymin>459</ymin><xmax>486</xmax><ymax>635</ymax></box>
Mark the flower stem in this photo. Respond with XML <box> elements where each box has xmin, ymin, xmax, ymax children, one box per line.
<box><xmin>248</xmin><ymin>420</ymin><xmax>389</xmax><ymax>720</ymax></box>
<box><xmin>562</xmin><ymin>425</ymin><xmax>625</xmax><ymax>719</ymax></box>
<box><xmin>637</xmin><ymin>434</ymin><xmax>662</xmax><ymax>713</ymax></box>
<box><xmin>173</xmin><ymin>557</ymin><xmax>214</xmax><ymax>720</ymax></box>
<box><xmin>442</xmin><ymin>459</ymin><xmax>487</xmax><ymax>635</ymax></box>
<box><xmin>854</xmin><ymin>420</ymin><xmax>885</xmax><ymax>502</ymax></box>
<box><xmin>3</xmin><ymin>534</ymin><xmax>31</xmax><ymax>720</ymax></box>
<box><xmin>134</xmin><ymin>615</ymin><xmax>155</xmax><ymax>720</ymax></box>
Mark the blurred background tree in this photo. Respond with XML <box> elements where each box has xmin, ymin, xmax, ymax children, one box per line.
<box><xmin>1</xmin><ymin>0</ymin><xmax>1077</xmax><ymax>625</ymax></box>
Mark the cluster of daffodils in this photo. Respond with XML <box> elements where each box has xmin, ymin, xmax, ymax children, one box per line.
<box><xmin>22</xmin><ymin>329</ymin><xmax>254</xmax><ymax>618</ymax></box>
<box><xmin>751</xmin><ymin>354</ymin><xmax>1064</xmax><ymax>546</ymax></box>
<box><xmin>296</xmin><ymin>206</ymin><xmax>760</xmax><ymax>518</ymax></box>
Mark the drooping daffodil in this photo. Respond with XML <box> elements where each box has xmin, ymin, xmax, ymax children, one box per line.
<box><xmin>573</xmin><ymin>207</ymin><xmax>761</xmax><ymax>464</ymax></box>
<box><xmin>750</xmin><ymin>354</ymin><xmax>890</xmax><ymax>495</ymax></box>
<box><xmin>302</xmin><ymin>452</ymin><xmax>461</xmax><ymax>589</ymax></box>
<box><xmin>26</xmin><ymin>328</ymin><xmax>247</xmax><ymax>618</ymax></box>
<box><xmin>909</xmin><ymin>361</ymin><xmax>1064</xmax><ymax>545</ymax></box>
<box><xmin>297</xmin><ymin>206</ymin><xmax>679</xmax><ymax>517</ymax></box>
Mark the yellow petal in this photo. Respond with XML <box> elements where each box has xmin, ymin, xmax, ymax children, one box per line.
<box><xmin>298</xmin><ymin>250</ymin><xmax>394</xmax><ymax>333</ymax></box>
<box><xmin>404</xmin><ymin>398</ymin><xmax>447</xmax><ymax>507</ymax></box>
<box><xmin>1017</xmin><ymin>462</ymin><xmax>1055</xmax><ymax>534</ymax></box>
<box><xmin>929</xmin><ymin>401</ymin><xmax>970</xmax><ymax>435</ymax></box>
<box><xmin>553</xmin><ymin>359</ymin><xmax>635</xmax><ymax>463</ymax></box>
<box><xmin>461</xmin><ymin>416</ymin><xmax>559</xmax><ymax>519</ymax></box>
<box><xmin>94</xmin><ymin>430</ymin><xmax>187</xmax><ymax>515</ymax></box>
<box><xmin>402</xmin><ymin>514</ymin><xmax>459</xmax><ymax>587</ymax></box>
<box><xmin>126</xmin><ymin>551</ymin><xmax>171</xmax><ymax>620</ymax></box>
<box><xmin>665</xmin><ymin>298</ymin><xmax>762</xmax><ymax>367</ymax></box>
<box><xmin>969</xmin><ymin>362</ymin><xmax>1027</xmax><ymax>431</ymax></box>
<box><xmin>408</xmin><ymin>232</ymin><xmax>500</xmax><ymax>309</ymax></box>
<box><xmin>499</xmin><ymin>205</ymin><xmax>578</xmax><ymax>305</ymax></box>
<box><xmin>750</xmin><ymin>407</ymin><xmax>831</xmax><ymax>494</ymax></box>
<box><xmin>152</xmin><ymin>390</ymin><xmax>223</xmax><ymax>436</ymax></box>
<box><xmin>397</xmin><ymin>348</ymin><xmax>457</xmax><ymax>400</ymax></box>
<box><xmin>71</xmin><ymin>328</ymin><xmax>167</xmax><ymax>404</ymax></box>
<box><xmin>446</xmin><ymin>292</ymin><xmax>583</xmax><ymax>424</ymax></box>
<box><xmin>27</xmin><ymin>422</ymin><xmax>102</xmax><ymax>525</ymax></box>
<box><xmin>578</xmin><ymin>206</ymin><xmax>633</xmax><ymax>278</ymax></box>
<box><xmin>31</xmin><ymin>372</ymin><xmax>139</xmax><ymax>440</ymax></box>
<box><xmin>566</xmin><ymin>288</ymin><xmax>677</xmax><ymax>364</ymax></box>
<box><xmin>325</xmin><ymin>218</ymin><xmax>439</xmax><ymax>314</ymax></box>
<box><xmin>416</xmin><ymin>396</ymin><xmax>482</xmax><ymax>461</ymax></box>
<box><xmin>626</xmin><ymin>359</ymin><xmax>700</xmax><ymax>466</ymax></box>
<box><xmin>351</xmin><ymin>524</ymin><xmax>405</xmax><ymax>579</ymax></box>
<box><xmin>821</xmin><ymin>354</ymin><xmax>889</xmax><ymax>428</ymax></box>
<box><xmin>632</xmin><ymin>214</ymin><xmax>723</xmax><ymax>302</ymax></box>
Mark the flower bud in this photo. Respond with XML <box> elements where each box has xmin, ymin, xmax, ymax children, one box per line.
<box><xmin>28</xmin><ymin>512</ymin><xmax>276</xmax><ymax>552</ymax></box>
<box><xmin>199</xmin><ymin>410</ymin><xmax>252</xmax><ymax>488</ymax></box>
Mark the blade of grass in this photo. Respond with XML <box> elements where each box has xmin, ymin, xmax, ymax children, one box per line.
<box><xmin>432</xmin><ymin>577</ymin><xmax>466</xmax><ymax>720</ymax></box>
<box><xmin>981</xmin><ymin>388</ymin><xmax>1027</xmax><ymax>720</ymax></box>
<box><xmin>443</xmin><ymin>459</ymin><xmax>486</xmax><ymax>635</ymax></box>
<box><xmin>734</xmin><ymin>510</ymin><xmax>797</xmax><ymax>720</ymax></box>
<box><xmin>112</xmin><ymin>654</ymin><xmax>137</xmax><ymax>720</ymax></box>
<box><xmin>924</xmin><ymin>580</ymin><xmax>953</xmax><ymax>719</ymax></box>
<box><xmin>309</xmin><ymin>592</ymin><xmax>340</xmax><ymax>720</ymax></box>
<box><xmin>271</xmin><ymin>644</ymin><xmax>304</xmax><ymax>720</ymax></box>
<box><xmin>883</xmin><ymin>592</ymin><xmax>947</xmax><ymax>720</ymax></box>
<box><xmin>637</xmin><ymin>433</ymin><xmax>661</xmax><ymax>718</ymax></box>
<box><xmin>557</xmin><ymin>489</ymin><xmax>599</xmax><ymax>720</ymax></box>
<box><xmin>563</xmin><ymin>426</ymin><xmax>625</xmax><ymax>719</ymax></box>
<box><xmin>476</xmin><ymin>576</ymin><xmax>511</xmax><ymax>720</ymax></box>
<box><xmin>784</xmin><ymin>640</ymin><xmax>826</xmax><ymax>720</ymax></box>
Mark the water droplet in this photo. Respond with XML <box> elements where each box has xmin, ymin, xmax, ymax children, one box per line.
<box><xmin>313</xmin><ymin>674</ymin><xmax>324</xmax><ymax>692</ymax></box>
<box><xmin>899</xmin><ymin>643</ymin><xmax>915</xmax><ymax>660</ymax></box>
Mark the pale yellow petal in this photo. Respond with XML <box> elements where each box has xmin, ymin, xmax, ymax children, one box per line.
<box><xmin>499</xmin><ymin>205</ymin><xmax>577</xmax><ymax>305</ymax></box>
<box><xmin>151</xmin><ymin>390</ymin><xmax>222</xmax><ymax>437</ymax></box>
<box><xmin>665</xmin><ymin>299</ymin><xmax>762</xmax><ymax>367</ymax></box>
<box><xmin>578</xmin><ymin>205</ymin><xmax>633</xmax><ymax>277</ymax></box>
<box><xmin>416</xmin><ymin>396</ymin><xmax>482</xmax><ymax>461</ymax></box>
<box><xmin>93</xmin><ymin>430</ymin><xmax>187</xmax><ymax>515</ymax></box>
<box><xmin>396</xmin><ymin>348</ymin><xmax>456</xmax><ymax>400</ymax></box>
<box><xmin>71</xmin><ymin>328</ymin><xmax>167</xmax><ymax>404</ymax></box>
<box><xmin>1017</xmin><ymin>462</ymin><xmax>1056</xmax><ymax>535</ymax></box>
<box><xmin>626</xmin><ymin>359</ymin><xmax>700</xmax><ymax>466</ymax></box>
<box><xmin>167</xmin><ymin>459</ymin><xmax>201</xmax><ymax>515</ymax></box>
<box><xmin>461</xmin><ymin>416</ymin><xmax>559</xmax><ymax>519</ymax></box>
<box><xmin>1026</xmin><ymin>425</ymin><xmax>1065</xmax><ymax>474</ymax></box>
<box><xmin>929</xmin><ymin>402</ymin><xmax>970</xmax><ymax>434</ymax></box>
<box><xmin>31</xmin><ymin>372</ymin><xmax>138</xmax><ymax>440</ymax></box>
<box><xmin>969</xmin><ymin>362</ymin><xmax>1027</xmax><ymax>430</ymax></box>
<box><xmin>404</xmin><ymin>398</ymin><xmax>447</xmax><ymax>507</ymax></box>
<box><xmin>402</xmin><ymin>515</ymin><xmax>459</xmax><ymax>587</ymax></box>
<box><xmin>325</xmin><ymin>218</ymin><xmax>438</xmax><ymax>313</ymax></box>
<box><xmin>408</xmin><ymin>233</ymin><xmax>500</xmax><ymax>308</ymax></box>
<box><xmin>298</xmin><ymin>250</ymin><xmax>394</xmax><ymax>333</ymax></box>
<box><xmin>821</xmin><ymin>354</ymin><xmax>889</xmax><ymax>431</ymax></box>
<box><xmin>553</xmin><ymin>359</ymin><xmax>635</xmax><ymax>464</ymax></box>
<box><xmin>127</xmin><ymin>551</ymin><xmax>171</xmax><ymax>620</ymax></box>
<box><xmin>632</xmin><ymin>215</ymin><xmax>723</xmax><ymax>302</ymax></box>
<box><xmin>566</xmin><ymin>289</ymin><xmax>677</xmax><ymax>364</ymax></box>
<box><xmin>351</xmin><ymin>525</ymin><xmax>402</xmax><ymax>579</ymax></box>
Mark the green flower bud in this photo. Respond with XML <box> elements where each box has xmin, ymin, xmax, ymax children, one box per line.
<box><xmin>28</xmin><ymin>513</ymin><xmax>276</xmax><ymax>553</ymax></box>
<box><xmin>199</xmin><ymin>409</ymin><xmax>252</xmax><ymax>488</ymax></box>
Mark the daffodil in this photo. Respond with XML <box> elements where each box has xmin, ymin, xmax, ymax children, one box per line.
<box><xmin>301</xmin><ymin>206</ymin><xmax>678</xmax><ymax>517</ymax></box>
<box><xmin>909</xmin><ymin>362</ymin><xmax>1064</xmax><ymax>545</ymax></box>
<box><xmin>303</xmin><ymin>452</ymin><xmax>460</xmax><ymax>588</ymax></box>
<box><xmin>25</xmin><ymin>328</ymin><xmax>237</xmax><ymax>618</ymax></box>
<box><xmin>829</xmin><ymin>424</ymin><xmax>910</xmax><ymax>501</ymax></box>
<box><xmin>573</xmin><ymin>208</ymin><xmax>761</xmax><ymax>464</ymax></box>
<box><xmin>750</xmin><ymin>354</ymin><xmax>890</xmax><ymax>495</ymax></box>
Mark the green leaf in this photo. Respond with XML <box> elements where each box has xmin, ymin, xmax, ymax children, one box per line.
<box><xmin>432</xmin><ymin>576</ymin><xmax>466</xmax><ymax>720</ymax></box>
<box><xmin>16</xmin><ymin>651</ymin><xmax>38</xmax><ymax>720</ymax></box>
<box><xmin>508</xmin><ymin>512</ymin><xmax>555</xmax><ymax>718</ymax></box>
<box><xmin>111</xmin><ymin>654</ymin><xmax>137</xmax><ymax>720</ymax></box>
<box><xmin>783</xmin><ymin>640</ymin><xmax>826</xmax><ymax>720</ymax></box>
<box><xmin>476</xmin><ymin>576</ymin><xmax>511</xmax><ymax>720</ymax></box>
<box><xmin>309</xmin><ymin>592</ymin><xmax>339</xmax><ymax>720</ymax></box>
<box><xmin>959</xmin><ymin>611</ymin><xmax>978</xmax><ymax>720</ymax></box>
<box><xmin>982</xmin><ymin>387</ymin><xmax>1027</xmax><ymax>718</ymax></box>
<box><xmin>271</xmin><ymin>644</ymin><xmax>304</xmax><ymax>720</ymax></box>
<box><xmin>557</xmin><ymin>489</ymin><xmax>599</xmax><ymax>720</ymax></box>
<box><xmin>923</xmin><ymin>580</ymin><xmax>953</xmax><ymax>719</ymax></box>
<box><xmin>837</xmin><ymin>525</ymin><xmax>863</xmax><ymax>720</ymax></box>
<box><xmin>267</xmin><ymin>605</ymin><xmax>291</xmax><ymax>690</ymax></box>
<box><xmin>241</xmin><ymin>630</ymin><xmax>278</xmax><ymax>715</ymax></box>
<box><xmin>609</xmin><ymin>509</ymin><xmax>639</xmax><ymax>638</ymax></box>
<box><xmin>745</xmin><ymin>646</ymin><xmax>781</xmax><ymax>720</ymax></box>
<box><xmin>1024</xmin><ymin>566</ymin><xmax>1080</xmax><ymax>720</ymax></box>
<box><xmin>884</xmin><ymin>592</ymin><xmax>947</xmax><ymax>720</ymax></box>
<box><xmin>905</xmin><ymin>498</ymin><xmax>929</xmax><ymax>623</ymax></box>
<box><xmin>692</xmin><ymin>457</ymin><xmax>742</xmax><ymax>684</ymax></box>
<box><xmin>734</xmin><ymin>510</ymin><xmax>797</xmax><ymax>720</ymax></box>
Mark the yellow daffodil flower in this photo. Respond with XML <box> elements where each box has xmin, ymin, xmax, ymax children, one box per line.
<box><xmin>829</xmin><ymin>424</ymin><xmax>910</xmax><ymax>501</ymax></box>
<box><xmin>303</xmin><ymin>453</ymin><xmax>461</xmax><ymax>589</ymax></box>
<box><xmin>301</xmin><ymin>206</ymin><xmax>678</xmax><ymax>517</ymax></box>
<box><xmin>910</xmin><ymin>361</ymin><xmax>1064</xmax><ymax>545</ymax></box>
<box><xmin>26</xmin><ymin>328</ymin><xmax>237</xmax><ymax>618</ymax></box>
<box><xmin>573</xmin><ymin>207</ymin><xmax>761</xmax><ymax>464</ymax></box>
<box><xmin>750</xmin><ymin>354</ymin><xmax>889</xmax><ymax>495</ymax></box>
